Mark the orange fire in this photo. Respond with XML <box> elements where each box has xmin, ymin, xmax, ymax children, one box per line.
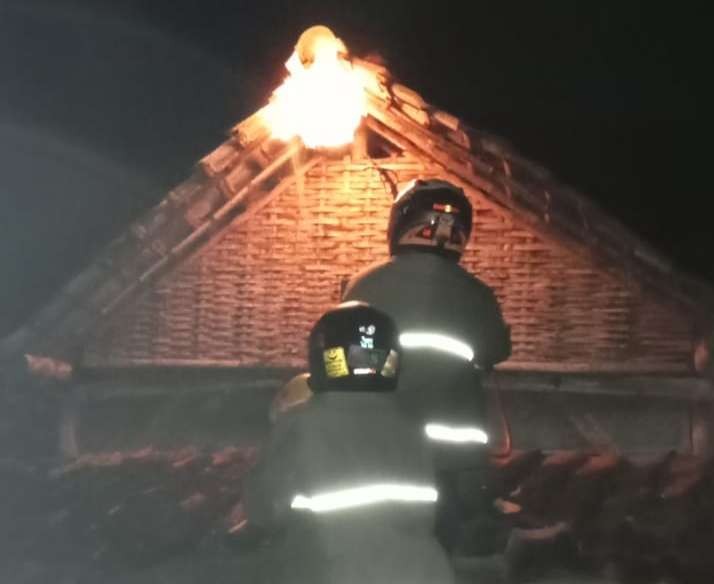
<box><xmin>262</xmin><ymin>26</ymin><xmax>367</xmax><ymax>149</ymax></box>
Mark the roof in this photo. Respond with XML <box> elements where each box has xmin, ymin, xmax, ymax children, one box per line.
<box><xmin>2</xmin><ymin>55</ymin><xmax>713</xmax><ymax>366</ymax></box>
<box><xmin>4</xmin><ymin>445</ymin><xmax>712</xmax><ymax>582</ymax></box>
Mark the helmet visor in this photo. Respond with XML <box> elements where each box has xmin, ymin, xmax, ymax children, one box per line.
<box><xmin>397</xmin><ymin>214</ymin><xmax>468</xmax><ymax>254</ymax></box>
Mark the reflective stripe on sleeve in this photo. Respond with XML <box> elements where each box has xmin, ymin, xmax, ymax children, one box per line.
<box><xmin>424</xmin><ymin>423</ymin><xmax>489</xmax><ymax>444</ymax></box>
<box><xmin>290</xmin><ymin>483</ymin><xmax>439</xmax><ymax>513</ymax></box>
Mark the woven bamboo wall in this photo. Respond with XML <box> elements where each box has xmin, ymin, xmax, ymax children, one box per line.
<box><xmin>83</xmin><ymin>155</ymin><xmax>694</xmax><ymax>372</ymax></box>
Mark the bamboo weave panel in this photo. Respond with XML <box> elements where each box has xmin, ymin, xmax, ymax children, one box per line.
<box><xmin>84</xmin><ymin>156</ymin><xmax>693</xmax><ymax>372</ymax></box>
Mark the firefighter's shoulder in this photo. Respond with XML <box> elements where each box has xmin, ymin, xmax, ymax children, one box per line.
<box><xmin>449</xmin><ymin>262</ymin><xmax>500</xmax><ymax>301</ymax></box>
<box><xmin>342</xmin><ymin>258</ymin><xmax>396</xmax><ymax>298</ymax></box>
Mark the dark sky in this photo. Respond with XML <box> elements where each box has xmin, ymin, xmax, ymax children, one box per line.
<box><xmin>0</xmin><ymin>0</ymin><xmax>710</xmax><ymax>337</ymax></box>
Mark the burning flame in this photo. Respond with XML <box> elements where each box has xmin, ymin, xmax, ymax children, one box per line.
<box><xmin>262</xmin><ymin>26</ymin><xmax>367</xmax><ymax>149</ymax></box>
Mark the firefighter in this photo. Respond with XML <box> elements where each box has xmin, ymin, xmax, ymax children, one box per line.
<box><xmin>242</xmin><ymin>302</ymin><xmax>454</xmax><ymax>584</ymax></box>
<box><xmin>342</xmin><ymin>179</ymin><xmax>511</xmax><ymax>549</ymax></box>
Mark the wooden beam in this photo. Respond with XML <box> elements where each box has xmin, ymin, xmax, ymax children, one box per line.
<box><xmin>163</xmin><ymin>154</ymin><xmax>324</xmax><ymax>272</ymax></box>
<box><xmin>73</xmin><ymin>364</ymin><xmax>299</xmax><ymax>401</ymax></box>
<box><xmin>351</xmin><ymin>124</ymin><xmax>368</xmax><ymax>159</ymax></box>
<box><xmin>83</xmin><ymin>153</ymin><xmax>323</xmax><ymax>364</ymax></box>
<box><xmin>486</xmin><ymin>371</ymin><xmax>714</xmax><ymax>401</ymax></box>
<box><xmin>100</xmin><ymin>140</ymin><xmax>301</xmax><ymax>317</ymax></box>
<box><xmin>73</xmin><ymin>363</ymin><xmax>714</xmax><ymax>402</ymax></box>
<box><xmin>498</xmin><ymin>361</ymin><xmax>691</xmax><ymax>375</ymax></box>
<box><xmin>230</xmin><ymin>106</ymin><xmax>271</xmax><ymax>147</ymax></box>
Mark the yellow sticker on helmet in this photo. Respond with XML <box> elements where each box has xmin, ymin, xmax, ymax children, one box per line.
<box><xmin>323</xmin><ymin>347</ymin><xmax>349</xmax><ymax>378</ymax></box>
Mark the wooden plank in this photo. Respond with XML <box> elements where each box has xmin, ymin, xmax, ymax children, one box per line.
<box><xmin>487</xmin><ymin>371</ymin><xmax>713</xmax><ymax>400</ymax></box>
<box><xmin>432</xmin><ymin>109</ymin><xmax>460</xmax><ymax>131</ymax></box>
<box><xmin>230</xmin><ymin>106</ymin><xmax>270</xmax><ymax>147</ymax></box>
<box><xmin>399</xmin><ymin>102</ymin><xmax>430</xmax><ymax>126</ymax></box>
<box><xmin>74</xmin><ymin>364</ymin><xmax>300</xmax><ymax>400</ymax></box>
<box><xmin>99</xmin><ymin>141</ymin><xmax>301</xmax><ymax>316</ymax></box>
<box><xmin>173</xmin><ymin>154</ymin><xmax>324</xmax><ymax>268</ymax></box>
<box><xmin>391</xmin><ymin>83</ymin><xmax>427</xmax><ymax>109</ymax></box>
<box><xmin>81</xmin><ymin>151</ymin><xmax>322</xmax><ymax>364</ymax></box>
<box><xmin>200</xmin><ymin>140</ymin><xmax>241</xmax><ymax>177</ymax></box>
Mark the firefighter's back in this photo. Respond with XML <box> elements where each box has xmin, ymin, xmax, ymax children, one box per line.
<box><xmin>246</xmin><ymin>302</ymin><xmax>456</xmax><ymax>582</ymax></box>
<box><xmin>266</xmin><ymin>392</ymin><xmax>454</xmax><ymax>584</ymax></box>
<box><xmin>344</xmin><ymin>253</ymin><xmax>495</xmax><ymax>463</ymax></box>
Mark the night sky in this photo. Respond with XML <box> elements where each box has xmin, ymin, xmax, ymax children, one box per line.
<box><xmin>1</xmin><ymin>0</ymin><xmax>710</xmax><ymax>337</ymax></box>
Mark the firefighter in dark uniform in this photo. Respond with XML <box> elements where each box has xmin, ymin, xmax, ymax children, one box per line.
<box><xmin>342</xmin><ymin>179</ymin><xmax>511</xmax><ymax>550</ymax></box>
<box><xmin>242</xmin><ymin>302</ymin><xmax>454</xmax><ymax>584</ymax></box>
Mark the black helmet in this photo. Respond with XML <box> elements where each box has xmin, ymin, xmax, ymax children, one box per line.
<box><xmin>308</xmin><ymin>302</ymin><xmax>400</xmax><ymax>393</ymax></box>
<box><xmin>387</xmin><ymin>179</ymin><xmax>473</xmax><ymax>259</ymax></box>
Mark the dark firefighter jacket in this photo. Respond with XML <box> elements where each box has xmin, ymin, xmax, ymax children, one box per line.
<box><xmin>243</xmin><ymin>392</ymin><xmax>454</xmax><ymax>584</ymax></box>
<box><xmin>343</xmin><ymin>251</ymin><xmax>511</xmax><ymax>469</ymax></box>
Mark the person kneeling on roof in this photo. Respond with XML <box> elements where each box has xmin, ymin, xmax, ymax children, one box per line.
<box><xmin>241</xmin><ymin>301</ymin><xmax>454</xmax><ymax>584</ymax></box>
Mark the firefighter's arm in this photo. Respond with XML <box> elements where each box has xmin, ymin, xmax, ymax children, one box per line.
<box><xmin>341</xmin><ymin>275</ymin><xmax>356</xmax><ymax>301</ymax></box>
<box><xmin>474</xmin><ymin>288</ymin><xmax>511</xmax><ymax>369</ymax></box>
<box><xmin>341</xmin><ymin>272</ymin><xmax>371</xmax><ymax>302</ymax></box>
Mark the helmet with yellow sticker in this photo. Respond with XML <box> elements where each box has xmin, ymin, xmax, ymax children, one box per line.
<box><xmin>308</xmin><ymin>301</ymin><xmax>400</xmax><ymax>392</ymax></box>
<box><xmin>387</xmin><ymin>179</ymin><xmax>473</xmax><ymax>260</ymax></box>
